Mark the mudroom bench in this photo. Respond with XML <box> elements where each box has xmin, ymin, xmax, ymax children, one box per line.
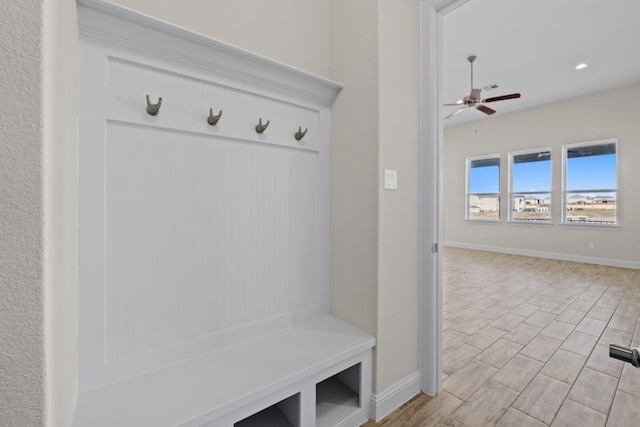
<box><xmin>74</xmin><ymin>316</ymin><xmax>374</xmax><ymax>426</ymax></box>
<box><xmin>75</xmin><ymin>1</ymin><xmax>374</xmax><ymax>426</ymax></box>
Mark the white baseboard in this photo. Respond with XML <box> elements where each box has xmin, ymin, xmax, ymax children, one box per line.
<box><xmin>444</xmin><ymin>241</ymin><xmax>640</xmax><ymax>269</ymax></box>
<box><xmin>370</xmin><ymin>371</ymin><xmax>422</xmax><ymax>422</ymax></box>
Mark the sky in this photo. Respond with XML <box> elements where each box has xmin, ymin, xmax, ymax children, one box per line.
<box><xmin>470</xmin><ymin>153</ymin><xmax>616</xmax><ymax>194</ymax></box>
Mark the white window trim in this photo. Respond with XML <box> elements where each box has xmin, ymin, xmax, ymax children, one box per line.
<box><xmin>561</xmin><ymin>138</ymin><xmax>618</xmax><ymax>227</ymax></box>
<box><xmin>508</xmin><ymin>147</ymin><xmax>552</xmax><ymax>224</ymax></box>
<box><xmin>465</xmin><ymin>153</ymin><xmax>501</xmax><ymax>222</ymax></box>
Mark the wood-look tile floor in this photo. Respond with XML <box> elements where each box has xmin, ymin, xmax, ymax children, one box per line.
<box><xmin>363</xmin><ymin>247</ymin><xmax>640</xmax><ymax>427</ymax></box>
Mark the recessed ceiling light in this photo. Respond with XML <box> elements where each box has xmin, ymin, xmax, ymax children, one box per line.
<box><xmin>575</xmin><ymin>62</ymin><xmax>589</xmax><ymax>70</ymax></box>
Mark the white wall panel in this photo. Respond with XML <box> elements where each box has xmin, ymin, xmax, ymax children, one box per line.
<box><xmin>78</xmin><ymin>2</ymin><xmax>338</xmax><ymax>391</ymax></box>
<box><xmin>103</xmin><ymin>123</ymin><xmax>319</xmax><ymax>363</ymax></box>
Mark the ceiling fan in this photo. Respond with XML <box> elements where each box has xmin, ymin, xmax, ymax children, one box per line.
<box><xmin>444</xmin><ymin>55</ymin><xmax>521</xmax><ymax>119</ymax></box>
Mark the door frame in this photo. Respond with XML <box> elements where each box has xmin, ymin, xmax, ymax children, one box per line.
<box><xmin>419</xmin><ymin>0</ymin><xmax>472</xmax><ymax>395</ymax></box>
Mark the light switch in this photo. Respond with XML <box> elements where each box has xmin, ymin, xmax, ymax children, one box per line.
<box><xmin>384</xmin><ymin>169</ymin><xmax>397</xmax><ymax>190</ymax></box>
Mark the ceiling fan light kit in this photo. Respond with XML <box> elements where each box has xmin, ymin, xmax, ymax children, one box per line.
<box><xmin>444</xmin><ymin>54</ymin><xmax>521</xmax><ymax>120</ymax></box>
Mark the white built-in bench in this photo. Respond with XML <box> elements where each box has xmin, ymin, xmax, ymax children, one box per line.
<box><xmin>75</xmin><ymin>316</ymin><xmax>374</xmax><ymax>426</ymax></box>
<box><xmin>75</xmin><ymin>1</ymin><xmax>374</xmax><ymax>425</ymax></box>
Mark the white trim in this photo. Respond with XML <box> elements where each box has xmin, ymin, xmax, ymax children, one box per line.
<box><xmin>444</xmin><ymin>241</ymin><xmax>640</xmax><ymax>269</ymax></box>
<box><xmin>419</xmin><ymin>2</ymin><xmax>444</xmax><ymax>397</ymax></box>
<box><xmin>370</xmin><ymin>371</ymin><xmax>422</xmax><ymax>422</ymax></box>
<box><xmin>77</xmin><ymin>0</ymin><xmax>342</xmax><ymax>107</ymax></box>
<box><xmin>561</xmin><ymin>138</ymin><xmax>618</xmax><ymax>225</ymax></box>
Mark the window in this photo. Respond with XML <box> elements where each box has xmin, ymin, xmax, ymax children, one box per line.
<box><xmin>466</xmin><ymin>155</ymin><xmax>500</xmax><ymax>221</ymax></box>
<box><xmin>563</xmin><ymin>139</ymin><xmax>617</xmax><ymax>225</ymax></box>
<box><xmin>509</xmin><ymin>148</ymin><xmax>552</xmax><ymax>223</ymax></box>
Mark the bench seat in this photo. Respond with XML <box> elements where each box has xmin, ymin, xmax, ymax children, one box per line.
<box><xmin>74</xmin><ymin>315</ymin><xmax>375</xmax><ymax>427</ymax></box>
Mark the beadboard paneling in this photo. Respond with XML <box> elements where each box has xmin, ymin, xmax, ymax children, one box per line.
<box><xmin>79</xmin><ymin>24</ymin><xmax>334</xmax><ymax>391</ymax></box>
<box><xmin>104</xmin><ymin>122</ymin><xmax>319</xmax><ymax>363</ymax></box>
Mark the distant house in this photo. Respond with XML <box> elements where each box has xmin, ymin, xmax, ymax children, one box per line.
<box><xmin>568</xmin><ymin>195</ymin><xmax>588</xmax><ymax>205</ymax></box>
<box><xmin>593</xmin><ymin>196</ymin><xmax>615</xmax><ymax>204</ymax></box>
<box><xmin>469</xmin><ymin>195</ymin><xmax>499</xmax><ymax>212</ymax></box>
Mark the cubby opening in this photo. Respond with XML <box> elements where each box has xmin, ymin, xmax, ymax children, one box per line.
<box><xmin>315</xmin><ymin>363</ymin><xmax>361</xmax><ymax>427</ymax></box>
<box><xmin>234</xmin><ymin>393</ymin><xmax>300</xmax><ymax>427</ymax></box>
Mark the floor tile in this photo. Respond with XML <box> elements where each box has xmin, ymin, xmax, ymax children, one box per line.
<box><xmin>551</xmin><ymin>398</ymin><xmax>606</xmax><ymax>427</ymax></box>
<box><xmin>510</xmin><ymin>302</ymin><xmax>540</xmax><ymax>318</ymax></box>
<box><xmin>525</xmin><ymin>311</ymin><xmax>556</xmax><ymax>328</ymax></box>
<box><xmin>495</xmin><ymin>408</ymin><xmax>546</xmax><ymax>427</ymax></box>
<box><xmin>470</xmin><ymin>296</ymin><xmax>502</xmax><ymax>311</ymax></box>
<box><xmin>598</xmin><ymin>327</ymin><xmax>633</xmax><ymax>347</ymax></box>
<box><xmin>579</xmin><ymin>290</ymin><xmax>603</xmax><ymax>303</ymax></box>
<box><xmin>491</xmin><ymin>354</ymin><xmax>543</xmax><ymax>393</ymax></box>
<box><xmin>503</xmin><ymin>322</ymin><xmax>542</xmax><ymax>346</ymax></box>
<box><xmin>539</xmin><ymin>300</ymin><xmax>569</xmax><ymax>315</ymax></box>
<box><xmin>474</xmin><ymin>338</ymin><xmax>523</xmax><ymax>368</ymax></box>
<box><xmin>555</xmin><ymin>308</ymin><xmax>586</xmax><ymax>325</ymax></box>
<box><xmin>540</xmin><ymin>349</ymin><xmax>586</xmax><ymax>384</ymax></box>
<box><xmin>527</xmin><ymin>294</ymin><xmax>553</xmax><ymax>307</ymax></box>
<box><xmin>540</xmin><ymin>320</ymin><xmax>575</xmax><ymax>341</ymax></box>
<box><xmin>490</xmin><ymin>313</ymin><xmax>526</xmax><ymax>332</ymax></box>
<box><xmin>556</xmin><ymin>292</ymin><xmax>578</xmax><ymax>304</ymax></box>
<box><xmin>586</xmin><ymin>305</ymin><xmax>615</xmax><ymax>322</ymax></box>
<box><xmin>463</xmin><ymin>326</ymin><xmax>506</xmax><ymax>350</ymax></box>
<box><xmin>615</xmin><ymin>362</ymin><xmax>640</xmax><ymax>398</ymax></box>
<box><xmin>445</xmin><ymin>307</ymin><xmax>482</xmax><ymax>323</ymax></box>
<box><xmin>520</xmin><ymin>335</ymin><xmax>562</xmax><ymax>363</ymax></box>
<box><xmin>614</xmin><ymin>304</ymin><xmax>640</xmax><ymax>319</ymax></box>
<box><xmin>407</xmin><ymin>391</ymin><xmax>463</xmax><ymax>427</ymax></box>
<box><xmin>443</xmin><ymin>342</ymin><xmax>477</xmax><ymax>375</ymax></box>
<box><xmin>560</xmin><ymin>331</ymin><xmax>599</xmax><ymax>357</ymax></box>
<box><xmin>515</xmin><ymin>289</ymin><xmax>539</xmax><ymax>300</ymax></box>
<box><xmin>567</xmin><ymin>298</ymin><xmax>596</xmax><ymax>312</ymax></box>
<box><xmin>443</xmin><ymin>329</ymin><xmax>468</xmax><ymax>351</ymax></box>
<box><xmin>513</xmin><ymin>374</ymin><xmax>570</xmax><ymax>424</ymax></box>
<box><xmin>450</xmin><ymin>316</ymin><xmax>489</xmax><ymax>335</ymax></box>
<box><xmin>585</xmin><ymin>344</ymin><xmax>624</xmax><ymax>378</ymax></box>
<box><xmin>478</xmin><ymin>305</ymin><xmax>512</xmax><ymax>321</ymax></box>
<box><xmin>443</xmin><ymin>360</ymin><xmax>498</xmax><ymax>400</ymax></box>
<box><xmin>608</xmin><ymin>313</ymin><xmax>637</xmax><ymax>333</ymax></box>
<box><xmin>489</xmin><ymin>289</ymin><xmax>515</xmax><ymax>301</ymax></box>
<box><xmin>567</xmin><ymin>367</ymin><xmax>617</xmax><ymax>414</ymax></box>
<box><xmin>431</xmin><ymin>249</ymin><xmax>640</xmax><ymax>427</ymax></box>
<box><xmin>574</xmin><ymin>317</ymin><xmax>607</xmax><ymax>337</ymax></box>
<box><xmin>606</xmin><ymin>391</ymin><xmax>640</xmax><ymax>427</ymax></box>
<box><xmin>443</xmin><ymin>299</ymin><xmax>472</xmax><ymax>313</ymax></box>
<box><xmin>450</xmin><ymin>381</ymin><xmax>518</xmax><ymax>427</ymax></box>
<box><xmin>499</xmin><ymin>295</ymin><xmax>528</xmax><ymax>309</ymax></box>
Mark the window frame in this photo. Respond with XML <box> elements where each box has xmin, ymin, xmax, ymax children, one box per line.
<box><xmin>465</xmin><ymin>154</ymin><xmax>501</xmax><ymax>222</ymax></box>
<box><xmin>508</xmin><ymin>147</ymin><xmax>553</xmax><ymax>224</ymax></box>
<box><xmin>562</xmin><ymin>138</ymin><xmax>618</xmax><ymax>227</ymax></box>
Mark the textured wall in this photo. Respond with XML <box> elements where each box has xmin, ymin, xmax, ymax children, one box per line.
<box><xmin>0</xmin><ymin>0</ymin><xmax>46</xmax><ymax>425</ymax></box>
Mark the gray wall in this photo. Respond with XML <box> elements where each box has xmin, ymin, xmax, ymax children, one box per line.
<box><xmin>444</xmin><ymin>83</ymin><xmax>640</xmax><ymax>268</ymax></box>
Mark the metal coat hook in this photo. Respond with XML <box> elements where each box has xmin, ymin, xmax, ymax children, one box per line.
<box><xmin>294</xmin><ymin>127</ymin><xmax>308</xmax><ymax>141</ymax></box>
<box><xmin>146</xmin><ymin>95</ymin><xmax>162</xmax><ymax>116</ymax></box>
<box><xmin>207</xmin><ymin>108</ymin><xmax>222</xmax><ymax>126</ymax></box>
<box><xmin>255</xmin><ymin>118</ymin><xmax>270</xmax><ymax>134</ymax></box>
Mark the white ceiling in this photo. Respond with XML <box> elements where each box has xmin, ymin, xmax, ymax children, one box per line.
<box><xmin>443</xmin><ymin>0</ymin><xmax>640</xmax><ymax>127</ymax></box>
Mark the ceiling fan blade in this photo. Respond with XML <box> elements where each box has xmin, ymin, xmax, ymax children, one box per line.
<box><xmin>476</xmin><ymin>104</ymin><xmax>496</xmax><ymax>115</ymax></box>
<box><xmin>469</xmin><ymin>88</ymin><xmax>482</xmax><ymax>100</ymax></box>
<box><xmin>483</xmin><ymin>93</ymin><xmax>521</xmax><ymax>103</ymax></box>
<box><xmin>444</xmin><ymin>106</ymin><xmax>468</xmax><ymax>119</ymax></box>
<box><xmin>443</xmin><ymin>102</ymin><xmax>464</xmax><ymax>106</ymax></box>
